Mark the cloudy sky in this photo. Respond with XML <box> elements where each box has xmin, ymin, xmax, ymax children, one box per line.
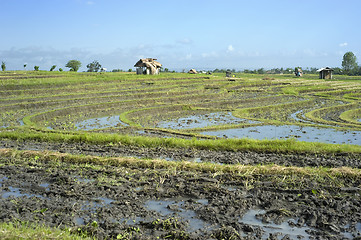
<box><xmin>1</xmin><ymin>0</ymin><xmax>360</xmax><ymax>71</ymax></box>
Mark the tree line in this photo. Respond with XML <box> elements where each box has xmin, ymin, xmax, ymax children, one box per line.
<box><xmin>0</xmin><ymin>52</ymin><xmax>360</xmax><ymax>75</ymax></box>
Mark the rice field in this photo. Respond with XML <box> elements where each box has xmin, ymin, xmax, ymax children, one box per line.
<box><xmin>1</xmin><ymin>71</ymin><xmax>361</xmax><ymax>149</ymax></box>
<box><xmin>1</xmin><ymin>71</ymin><xmax>361</xmax><ymax>240</ymax></box>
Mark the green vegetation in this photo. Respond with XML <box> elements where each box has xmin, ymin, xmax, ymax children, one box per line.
<box><xmin>1</xmin><ymin>61</ymin><xmax>5</xmax><ymax>71</ymax></box>
<box><xmin>342</xmin><ymin>51</ymin><xmax>359</xmax><ymax>75</ymax></box>
<box><xmin>86</xmin><ymin>60</ymin><xmax>102</xmax><ymax>72</ymax></box>
<box><xmin>0</xmin><ymin>221</ymin><xmax>93</xmax><ymax>240</ymax></box>
<box><xmin>1</xmin><ymin>71</ymin><xmax>361</xmax><ymax>153</ymax></box>
<box><xmin>65</xmin><ymin>60</ymin><xmax>82</xmax><ymax>72</ymax></box>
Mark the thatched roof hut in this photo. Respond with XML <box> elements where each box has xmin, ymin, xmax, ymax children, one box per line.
<box><xmin>188</xmin><ymin>69</ymin><xmax>197</xmax><ymax>74</ymax></box>
<box><xmin>134</xmin><ymin>58</ymin><xmax>162</xmax><ymax>75</ymax></box>
<box><xmin>317</xmin><ymin>67</ymin><xmax>333</xmax><ymax>79</ymax></box>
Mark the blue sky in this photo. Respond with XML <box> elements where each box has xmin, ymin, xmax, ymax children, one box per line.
<box><xmin>1</xmin><ymin>0</ymin><xmax>360</xmax><ymax>71</ymax></box>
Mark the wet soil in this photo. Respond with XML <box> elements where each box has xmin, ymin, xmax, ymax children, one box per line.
<box><xmin>1</xmin><ymin>138</ymin><xmax>361</xmax><ymax>168</ymax></box>
<box><xmin>1</xmin><ymin>148</ymin><xmax>361</xmax><ymax>240</ymax></box>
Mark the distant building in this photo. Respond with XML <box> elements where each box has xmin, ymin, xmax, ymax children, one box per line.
<box><xmin>317</xmin><ymin>67</ymin><xmax>333</xmax><ymax>79</ymax></box>
<box><xmin>134</xmin><ymin>58</ymin><xmax>162</xmax><ymax>75</ymax></box>
<box><xmin>188</xmin><ymin>69</ymin><xmax>198</xmax><ymax>74</ymax></box>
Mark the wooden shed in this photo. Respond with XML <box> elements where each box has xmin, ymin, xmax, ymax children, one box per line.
<box><xmin>134</xmin><ymin>58</ymin><xmax>162</xmax><ymax>75</ymax></box>
<box><xmin>317</xmin><ymin>67</ymin><xmax>333</xmax><ymax>79</ymax></box>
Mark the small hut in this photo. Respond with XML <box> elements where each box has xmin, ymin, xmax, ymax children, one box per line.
<box><xmin>134</xmin><ymin>58</ymin><xmax>162</xmax><ymax>75</ymax></box>
<box><xmin>188</xmin><ymin>69</ymin><xmax>197</xmax><ymax>74</ymax></box>
<box><xmin>317</xmin><ymin>67</ymin><xmax>333</xmax><ymax>79</ymax></box>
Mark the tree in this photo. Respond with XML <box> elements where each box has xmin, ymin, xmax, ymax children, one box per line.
<box><xmin>257</xmin><ymin>68</ymin><xmax>265</xmax><ymax>74</ymax></box>
<box><xmin>86</xmin><ymin>60</ymin><xmax>101</xmax><ymax>72</ymax></box>
<box><xmin>50</xmin><ymin>65</ymin><xmax>56</xmax><ymax>71</ymax></box>
<box><xmin>34</xmin><ymin>66</ymin><xmax>39</xmax><ymax>71</ymax></box>
<box><xmin>24</xmin><ymin>63</ymin><xmax>27</xmax><ymax>70</ymax></box>
<box><xmin>342</xmin><ymin>52</ymin><xmax>358</xmax><ymax>75</ymax></box>
<box><xmin>65</xmin><ymin>60</ymin><xmax>81</xmax><ymax>72</ymax></box>
<box><xmin>1</xmin><ymin>61</ymin><xmax>6</xmax><ymax>71</ymax></box>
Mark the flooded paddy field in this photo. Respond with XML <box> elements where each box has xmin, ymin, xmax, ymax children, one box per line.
<box><xmin>1</xmin><ymin>72</ymin><xmax>361</xmax><ymax>239</ymax></box>
<box><xmin>202</xmin><ymin>125</ymin><xmax>361</xmax><ymax>145</ymax></box>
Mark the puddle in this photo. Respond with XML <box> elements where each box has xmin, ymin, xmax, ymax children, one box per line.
<box><xmin>0</xmin><ymin>177</ymin><xmax>8</xmax><ymax>187</ymax></box>
<box><xmin>96</xmin><ymin>197</ymin><xmax>114</xmax><ymax>205</ymax></box>
<box><xmin>0</xmin><ymin>120</ymin><xmax>25</xmax><ymax>128</ymax></box>
<box><xmin>75</xmin><ymin>217</ymin><xmax>85</xmax><ymax>225</ymax></box>
<box><xmin>157</xmin><ymin>112</ymin><xmax>258</xmax><ymax>130</ymax></box>
<box><xmin>81</xmin><ymin>197</ymin><xmax>114</xmax><ymax>213</ymax></box>
<box><xmin>201</xmin><ymin>125</ymin><xmax>361</xmax><ymax>145</ymax></box>
<box><xmin>221</xmin><ymin>185</ymin><xmax>238</xmax><ymax>192</ymax></box>
<box><xmin>290</xmin><ymin>110</ymin><xmax>313</xmax><ymax>124</ymax></box>
<box><xmin>39</xmin><ymin>183</ymin><xmax>49</xmax><ymax>188</ymax></box>
<box><xmin>342</xmin><ymin>222</ymin><xmax>361</xmax><ymax>238</ymax></box>
<box><xmin>145</xmin><ymin>199</ymin><xmax>210</xmax><ymax>232</ymax></box>
<box><xmin>240</xmin><ymin>209</ymin><xmax>311</xmax><ymax>239</ymax></box>
<box><xmin>1</xmin><ymin>186</ymin><xmax>47</xmax><ymax>199</ymax></box>
<box><xmin>75</xmin><ymin>115</ymin><xmax>128</xmax><ymax>130</ymax></box>
<box><xmin>39</xmin><ymin>183</ymin><xmax>50</xmax><ymax>191</ymax></box>
<box><xmin>241</xmin><ymin>209</ymin><xmax>361</xmax><ymax>239</ymax></box>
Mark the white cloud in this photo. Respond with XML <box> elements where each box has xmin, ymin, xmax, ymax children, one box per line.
<box><xmin>339</xmin><ymin>42</ymin><xmax>348</xmax><ymax>47</ymax></box>
<box><xmin>87</xmin><ymin>1</ymin><xmax>95</xmax><ymax>5</ymax></box>
<box><xmin>227</xmin><ymin>45</ymin><xmax>234</xmax><ymax>52</ymax></box>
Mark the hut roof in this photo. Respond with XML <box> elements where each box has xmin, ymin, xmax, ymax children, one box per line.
<box><xmin>188</xmin><ymin>69</ymin><xmax>197</xmax><ymax>74</ymax></box>
<box><xmin>134</xmin><ymin>58</ymin><xmax>162</xmax><ymax>68</ymax></box>
<box><xmin>317</xmin><ymin>67</ymin><xmax>333</xmax><ymax>72</ymax></box>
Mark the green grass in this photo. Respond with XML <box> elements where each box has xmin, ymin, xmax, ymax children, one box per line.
<box><xmin>1</xmin><ymin>127</ymin><xmax>361</xmax><ymax>154</ymax></box>
<box><xmin>0</xmin><ymin>221</ymin><xmax>93</xmax><ymax>240</ymax></box>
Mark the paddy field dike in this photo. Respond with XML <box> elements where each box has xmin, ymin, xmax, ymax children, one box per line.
<box><xmin>1</xmin><ymin>71</ymin><xmax>361</xmax><ymax>239</ymax></box>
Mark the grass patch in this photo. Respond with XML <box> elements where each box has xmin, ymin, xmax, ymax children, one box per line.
<box><xmin>1</xmin><ymin>128</ymin><xmax>361</xmax><ymax>155</ymax></box>
<box><xmin>0</xmin><ymin>221</ymin><xmax>93</xmax><ymax>240</ymax></box>
<box><xmin>1</xmin><ymin>148</ymin><xmax>360</xmax><ymax>184</ymax></box>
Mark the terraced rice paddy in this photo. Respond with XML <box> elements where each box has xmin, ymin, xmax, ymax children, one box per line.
<box><xmin>1</xmin><ymin>71</ymin><xmax>361</xmax><ymax>239</ymax></box>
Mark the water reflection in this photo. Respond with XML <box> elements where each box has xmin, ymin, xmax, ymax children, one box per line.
<box><xmin>202</xmin><ymin>125</ymin><xmax>361</xmax><ymax>145</ymax></box>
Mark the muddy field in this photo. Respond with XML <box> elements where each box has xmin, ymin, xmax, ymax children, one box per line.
<box><xmin>1</xmin><ymin>73</ymin><xmax>361</xmax><ymax>239</ymax></box>
<box><xmin>1</xmin><ymin>139</ymin><xmax>361</xmax><ymax>239</ymax></box>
